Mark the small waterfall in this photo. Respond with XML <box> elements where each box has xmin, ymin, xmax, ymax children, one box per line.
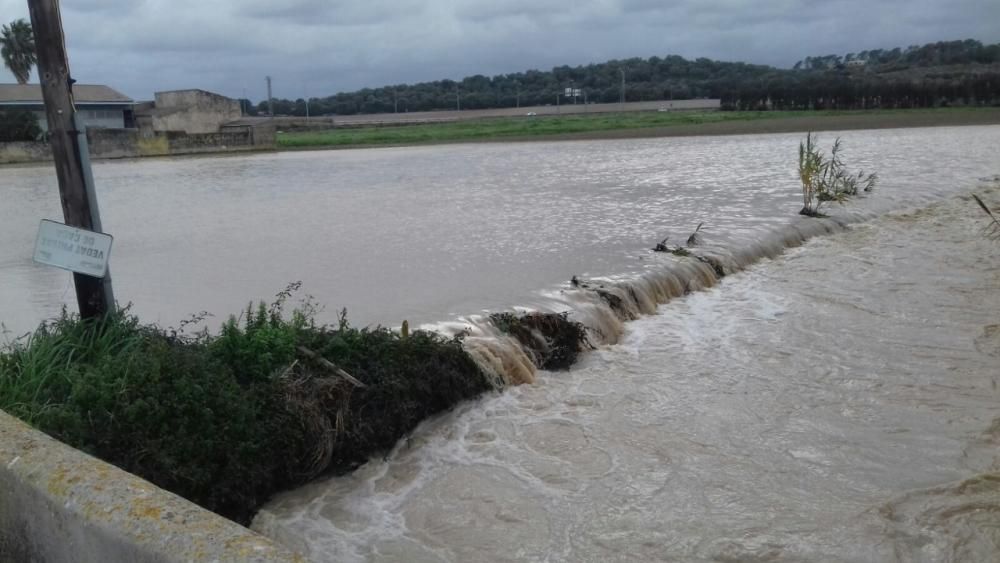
<box><xmin>424</xmin><ymin>211</ymin><xmax>870</xmax><ymax>387</ymax></box>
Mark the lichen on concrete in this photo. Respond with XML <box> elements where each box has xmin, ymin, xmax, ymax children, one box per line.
<box><xmin>0</xmin><ymin>410</ymin><xmax>305</xmax><ymax>563</ymax></box>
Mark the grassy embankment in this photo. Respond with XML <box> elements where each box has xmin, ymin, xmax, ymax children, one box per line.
<box><xmin>0</xmin><ymin>289</ymin><xmax>589</xmax><ymax>525</ymax></box>
<box><xmin>277</xmin><ymin>107</ymin><xmax>1000</xmax><ymax>149</ymax></box>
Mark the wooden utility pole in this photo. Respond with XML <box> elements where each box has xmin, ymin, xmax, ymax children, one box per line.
<box><xmin>28</xmin><ymin>0</ymin><xmax>114</xmax><ymax>318</ymax></box>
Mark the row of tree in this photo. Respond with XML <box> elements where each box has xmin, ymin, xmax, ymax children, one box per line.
<box><xmin>793</xmin><ymin>39</ymin><xmax>1000</xmax><ymax>70</ymax></box>
<box><xmin>256</xmin><ymin>39</ymin><xmax>1000</xmax><ymax>116</ymax></box>
<box><xmin>4</xmin><ymin>16</ymin><xmax>999</xmax><ymax>121</ymax></box>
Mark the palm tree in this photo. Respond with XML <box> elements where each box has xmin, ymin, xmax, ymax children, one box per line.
<box><xmin>1</xmin><ymin>18</ymin><xmax>37</xmax><ymax>84</ymax></box>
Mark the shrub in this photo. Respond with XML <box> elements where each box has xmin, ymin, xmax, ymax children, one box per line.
<box><xmin>0</xmin><ymin>309</ymin><xmax>299</xmax><ymax>523</ymax></box>
<box><xmin>0</xmin><ymin>296</ymin><xmax>493</xmax><ymax>524</ymax></box>
<box><xmin>292</xmin><ymin>310</ymin><xmax>494</xmax><ymax>471</ymax></box>
<box><xmin>798</xmin><ymin>133</ymin><xmax>877</xmax><ymax>217</ymax></box>
<box><xmin>0</xmin><ymin>108</ymin><xmax>42</xmax><ymax>142</ymax></box>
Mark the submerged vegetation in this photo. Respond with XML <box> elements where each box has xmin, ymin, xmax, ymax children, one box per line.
<box><xmin>798</xmin><ymin>133</ymin><xmax>878</xmax><ymax>216</ymax></box>
<box><xmin>489</xmin><ymin>312</ymin><xmax>591</xmax><ymax>370</ymax></box>
<box><xmin>0</xmin><ymin>291</ymin><xmax>493</xmax><ymax>524</ymax></box>
<box><xmin>972</xmin><ymin>192</ymin><xmax>1000</xmax><ymax>240</ymax></box>
<box><xmin>652</xmin><ymin>227</ymin><xmax>708</xmax><ymax>257</ymax></box>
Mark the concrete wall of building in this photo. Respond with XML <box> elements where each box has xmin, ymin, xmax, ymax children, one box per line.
<box><xmin>78</xmin><ymin>107</ymin><xmax>127</xmax><ymax>129</ymax></box>
<box><xmin>26</xmin><ymin>106</ymin><xmax>127</xmax><ymax>133</ymax></box>
<box><xmin>0</xmin><ymin>411</ymin><xmax>304</xmax><ymax>563</ymax></box>
<box><xmin>151</xmin><ymin>90</ymin><xmax>243</xmax><ymax>134</ymax></box>
<box><xmin>0</xmin><ymin>126</ymin><xmax>274</xmax><ymax>164</ymax></box>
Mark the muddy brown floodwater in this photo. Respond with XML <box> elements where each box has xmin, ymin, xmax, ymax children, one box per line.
<box><xmin>254</xmin><ymin>189</ymin><xmax>1000</xmax><ymax>562</ymax></box>
<box><xmin>2</xmin><ymin>126</ymin><xmax>998</xmax><ymax>336</ymax></box>
<box><xmin>2</xmin><ymin>125</ymin><xmax>999</xmax><ymax>562</ymax></box>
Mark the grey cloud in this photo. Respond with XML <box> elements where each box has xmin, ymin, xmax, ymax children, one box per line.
<box><xmin>1</xmin><ymin>0</ymin><xmax>997</xmax><ymax>102</ymax></box>
<box><xmin>454</xmin><ymin>0</ymin><xmax>570</xmax><ymax>22</ymax></box>
<box><xmin>242</xmin><ymin>0</ymin><xmax>426</xmax><ymax>27</ymax></box>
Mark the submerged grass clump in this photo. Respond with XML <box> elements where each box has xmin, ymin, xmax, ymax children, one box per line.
<box><xmin>0</xmin><ymin>292</ymin><xmax>492</xmax><ymax>525</ymax></box>
<box><xmin>488</xmin><ymin>312</ymin><xmax>590</xmax><ymax>370</ymax></box>
<box><xmin>972</xmin><ymin>193</ymin><xmax>1000</xmax><ymax>240</ymax></box>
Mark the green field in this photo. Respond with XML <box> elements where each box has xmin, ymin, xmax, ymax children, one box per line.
<box><xmin>276</xmin><ymin>108</ymin><xmax>1000</xmax><ymax>149</ymax></box>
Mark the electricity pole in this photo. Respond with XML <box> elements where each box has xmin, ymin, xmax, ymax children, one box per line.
<box><xmin>620</xmin><ymin>68</ymin><xmax>626</xmax><ymax>109</ymax></box>
<box><xmin>266</xmin><ymin>76</ymin><xmax>274</xmax><ymax>116</ymax></box>
<box><xmin>28</xmin><ymin>0</ymin><xmax>114</xmax><ymax>318</ymax></box>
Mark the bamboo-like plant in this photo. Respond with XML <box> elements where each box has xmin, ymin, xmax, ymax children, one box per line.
<box><xmin>798</xmin><ymin>133</ymin><xmax>877</xmax><ymax>217</ymax></box>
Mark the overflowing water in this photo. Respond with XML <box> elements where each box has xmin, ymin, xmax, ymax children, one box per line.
<box><xmin>253</xmin><ymin>189</ymin><xmax>1000</xmax><ymax>562</ymax></box>
<box><xmin>1</xmin><ymin>126</ymin><xmax>997</xmax><ymax>338</ymax></box>
<box><xmin>2</xmin><ymin>125</ymin><xmax>1000</xmax><ymax>561</ymax></box>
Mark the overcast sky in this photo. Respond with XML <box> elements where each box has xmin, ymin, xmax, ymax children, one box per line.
<box><xmin>2</xmin><ymin>0</ymin><xmax>998</xmax><ymax>102</ymax></box>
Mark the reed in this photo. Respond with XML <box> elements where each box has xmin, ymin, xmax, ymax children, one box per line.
<box><xmin>798</xmin><ymin>133</ymin><xmax>877</xmax><ymax>217</ymax></box>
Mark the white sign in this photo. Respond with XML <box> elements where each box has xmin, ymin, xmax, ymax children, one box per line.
<box><xmin>565</xmin><ymin>87</ymin><xmax>572</xmax><ymax>96</ymax></box>
<box><xmin>33</xmin><ymin>220</ymin><xmax>113</xmax><ymax>278</ymax></box>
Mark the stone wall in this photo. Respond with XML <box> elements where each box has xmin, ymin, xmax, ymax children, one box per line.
<box><xmin>0</xmin><ymin>411</ymin><xmax>304</xmax><ymax>563</ymax></box>
<box><xmin>0</xmin><ymin>126</ymin><xmax>274</xmax><ymax>165</ymax></box>
<box><xmin>0</xmin><ymin>141</ymin><xmax>51</xmax><ymax>164</ymax></box>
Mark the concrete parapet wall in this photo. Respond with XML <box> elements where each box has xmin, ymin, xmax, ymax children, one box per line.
<box><xmin>0</xmin><ymin>411</ymin><xmax>304</xmax><ymax>563</ymax></box>
<box><xmin>0</xmin><ymin>126</ymin><xmax>274</xmax><ymax>164</ymax></box>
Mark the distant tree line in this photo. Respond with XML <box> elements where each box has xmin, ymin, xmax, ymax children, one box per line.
<box><xmin>792</xmin><ymin>39</ymin><xmax>1000</xmax><ymax>70</ymax></box>
<box><xmin>258</xmin><ymin>39</ymin><xmax>1000</xmax><ymax>116</ymax></box>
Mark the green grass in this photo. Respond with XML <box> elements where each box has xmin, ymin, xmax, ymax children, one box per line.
<box><xmin>275</xmin><ymin>107</ymin><xmax>995</xmax><ymax>148</ymax></box>
<box><xmin>0</xmin><ymin>294</ymin><xmax>493</xmax><ymax>524</ymax></box>
<box><xmin>277</xmin><ymin>111</ymin><xmax>782</xmax><ymax>147</ymax></box>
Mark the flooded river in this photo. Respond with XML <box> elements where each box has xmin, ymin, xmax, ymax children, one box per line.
<box><xmin>253</xmin><ymin>191</ymin><xmax>1000</xmax><ymax>562</ymax></box>
<box><xmin>1</xmin><ymin>126</ymin><xmax>998</xmax><ymax>335</ymax></box>
<box><xmin>2</xmin><ymin>125</ymin><xmax>999</xmax><ymax>561</ymax></box>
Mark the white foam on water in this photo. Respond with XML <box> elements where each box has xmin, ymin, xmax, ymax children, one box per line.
<box><xmin>255</xmin><ymin>180</ymin><xmax>1000</xmax><ymax>562</ymax></box>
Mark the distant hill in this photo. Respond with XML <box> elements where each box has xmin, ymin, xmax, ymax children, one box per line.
<box><xmin>257</xmin><ymin>39</ymin><xmax>1000</xmax><ymax>116</ymax></box>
